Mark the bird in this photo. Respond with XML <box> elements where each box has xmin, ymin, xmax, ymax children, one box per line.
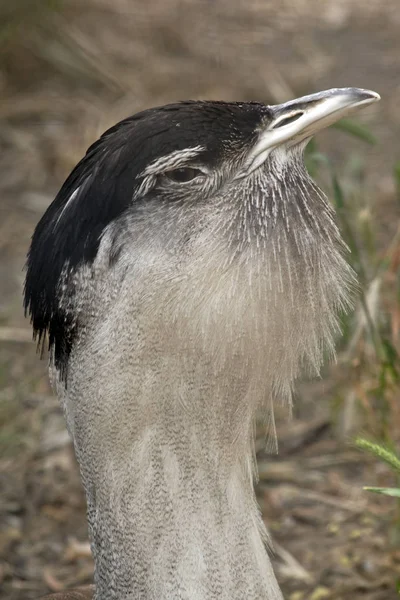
<box><xmin>25</xmin><ymin>88</ymin><xmax>379</xmax><ymax>600</ymax></box>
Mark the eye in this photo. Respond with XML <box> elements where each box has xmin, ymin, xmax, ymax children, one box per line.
<box><xmin>272</xmin><ymin>111</ymin><xmax>304</xmax><ymax>129</ymax></box>
<box><xmin>165</xmin><ymin>167</ymin><xmax>202</xmax><ymax>183</ymax></box>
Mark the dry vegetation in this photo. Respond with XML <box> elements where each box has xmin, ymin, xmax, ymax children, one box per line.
<box><xmin>1</xmin><ymin>1</ymin><xmax>400</xmax><ymax>599</ymax></box>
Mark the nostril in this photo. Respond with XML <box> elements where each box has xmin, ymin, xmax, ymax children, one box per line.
<box><xmin>272</xmin><ymin>112</ymin><xmax>304</xmax><ymax>129</ymax></box>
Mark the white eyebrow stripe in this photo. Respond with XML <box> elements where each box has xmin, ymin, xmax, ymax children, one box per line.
<box><xmin>139</xmin><ymin>145</ymin><xmax>205</xmax><ymax>177</ymax></box>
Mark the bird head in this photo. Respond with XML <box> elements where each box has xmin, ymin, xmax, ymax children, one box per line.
<box><xmin>24</xmin><ymin>88</ymin><xmax>379</xmax><ymax>395</ymax></box>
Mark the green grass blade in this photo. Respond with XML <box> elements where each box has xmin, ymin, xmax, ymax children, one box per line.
<box><xmin>363</xmin><ymin>487</ymin><xmax>400</xmax><ymax>497</ymax></box>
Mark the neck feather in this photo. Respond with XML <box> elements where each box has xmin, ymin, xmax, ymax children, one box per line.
<box><xmin>58</xmin><ymin>354</ymin><xmax>283</xmax><ymax>600</ymax></box>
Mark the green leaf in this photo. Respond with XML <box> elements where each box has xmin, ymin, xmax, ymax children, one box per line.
<box><xmin>332</xmin><ymin>118</ymin><xmax>377</xmax><ymax>144</ymax></box>
<box><xmin>363</xmin><ymin>487</ymin><xmax>400</xmax><ymax>497</ymax></box>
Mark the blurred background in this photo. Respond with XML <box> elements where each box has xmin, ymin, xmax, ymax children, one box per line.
<box><xmin>1</xmin><ymin>1</ymin><xmax>399</xmax><ymax>599</ymax></box>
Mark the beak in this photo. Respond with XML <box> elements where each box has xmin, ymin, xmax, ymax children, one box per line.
<box><xmin>244</xmin><ymin>87</ymin><xmax>380</xmax><ymax>175</ymax></box>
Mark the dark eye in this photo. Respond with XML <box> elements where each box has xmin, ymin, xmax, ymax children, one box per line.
<box><xmin>165</xmin><ymin>167</ymin><xmax>202</xmax><ymax>183</ymax></box>
<box><xmin>272</xmin><ymin>111</ymin><xmax>304</xmax><ymax>129</ymax></box>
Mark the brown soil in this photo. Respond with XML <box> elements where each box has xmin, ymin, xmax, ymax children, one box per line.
<box><xmin>1</xmin><ymin>1</ymin><xmax>400</xmax><ymax>599</ymax></box>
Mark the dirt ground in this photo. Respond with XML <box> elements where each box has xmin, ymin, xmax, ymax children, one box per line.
<box><xmin>1</xmin><ymin>1</ymin><xmax>400</xmax><ymax>598</ymax></box>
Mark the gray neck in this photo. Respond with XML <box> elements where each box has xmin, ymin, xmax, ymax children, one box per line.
<box><xmin>59</xmin><ymin>344</ymin><xmax>284</xmax><ymax>600</ymax></box>
<box><xmin>90</xmin><ymin>411</ymin><xmax>282</xmax><ymax>600</ymax></box>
